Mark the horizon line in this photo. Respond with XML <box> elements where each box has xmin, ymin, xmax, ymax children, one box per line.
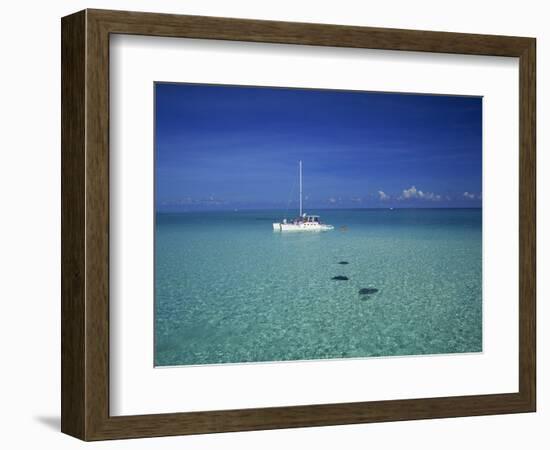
<box><xmin>156</xmin><ymin>206</ymin><xmax>483</xmax><ymax>213</ymax></box>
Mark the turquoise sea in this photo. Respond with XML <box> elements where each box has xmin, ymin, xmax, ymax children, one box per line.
<box><xmin>154</xmin><ymin>208</ymin><xmax>482</xmax><ymax>366</ymax></box>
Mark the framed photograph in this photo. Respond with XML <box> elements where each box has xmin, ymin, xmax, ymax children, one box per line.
<box><xmin>61</xmin><ymin>9</ymin><xmax>536</xmax><ymax>440</ymax></box>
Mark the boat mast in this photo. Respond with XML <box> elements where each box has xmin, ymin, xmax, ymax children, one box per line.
<box><xmin>299</xmin><ymin>160</ymin><xmax>303</xmax><ymax>217</ymax></box>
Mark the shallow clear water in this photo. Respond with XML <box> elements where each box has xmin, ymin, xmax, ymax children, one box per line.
<box><xmin>154</xmin><ymin>209</ymin><xmax>482</xmax><ymax>366</ymax></box>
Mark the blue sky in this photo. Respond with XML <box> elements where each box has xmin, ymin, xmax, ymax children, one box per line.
<box><xmin>155</xmin><ymin>83</ymin><xmax>482</xmax><ymax>211</ymax></box>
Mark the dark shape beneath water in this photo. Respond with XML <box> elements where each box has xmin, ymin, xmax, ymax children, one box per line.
<box><xmin>338</xmin><ymin>261</ymin><xmax>349</xmax><ymax>265</ymax></box>
<box><xmin>359</xmin><ymin>288</ymin><xmax>379</xmax><ymax>295</ymax></box>
<box><xmin>332</xmin><ymin>276</ymin><xmax>349</xmax><ymax>281</ymax></box>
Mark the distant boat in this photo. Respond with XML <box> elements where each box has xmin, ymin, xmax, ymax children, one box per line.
<box><xmin>273</xmin><ymin>161</ymin><xmax>334</xmax><ymax>232</ymax></box>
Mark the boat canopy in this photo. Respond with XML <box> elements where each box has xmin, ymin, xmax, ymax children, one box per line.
<box><xmin>304</xmin><ymin>215</ymin><xmax>320</xmax><ymax>222</ymax></box>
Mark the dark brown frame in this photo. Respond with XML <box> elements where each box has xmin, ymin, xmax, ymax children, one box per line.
<box><xmin>61</xmin><ymin>9</ymin><xmax>536</xmax><ymax>441</ymax></box>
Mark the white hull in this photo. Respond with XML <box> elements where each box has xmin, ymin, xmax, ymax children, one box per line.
<box><xmin>273</xmin><ymin>222</ymin><xmax>334</xmax><ymax>232</ymax></box>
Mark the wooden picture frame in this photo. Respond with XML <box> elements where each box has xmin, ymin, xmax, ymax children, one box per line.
<box><xmin>61</xmin><ymin>9</ymin><xmax>536</xmax><ymax>441</ymax></box>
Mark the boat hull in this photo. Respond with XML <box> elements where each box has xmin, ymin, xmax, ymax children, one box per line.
<box><xmin>273</xmin><ymin>222</ymin><xmax>334</xmax><ymax>232</ymax></box>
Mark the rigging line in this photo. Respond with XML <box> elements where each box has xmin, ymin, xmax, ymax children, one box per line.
<box><xmin>284</xmin><ymin>172</ymin><xmax>297</xmax><ymax>220</ymax></box>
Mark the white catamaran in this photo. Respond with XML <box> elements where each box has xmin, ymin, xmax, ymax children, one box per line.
<box><xmin>273</xmin><ymin>161</ymin><xmax>334</xmax><ymax>232</ymax></box>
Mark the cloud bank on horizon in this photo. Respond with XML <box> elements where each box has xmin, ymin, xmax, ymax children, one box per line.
<box><xmin>155</xmin><ymin>83</ymin><xmax>482</xmax><ymax>211</ymax></box>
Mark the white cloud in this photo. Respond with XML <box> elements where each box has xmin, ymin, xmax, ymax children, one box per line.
<box><xmin>399</xmin><ymin>186</ymin><xmax>441</xmax><ymax>201</ymax></box>
<box><xmin>463</xmin><ymin>192</ymin><xmax>476</xmax><ymax>199</ymax></box>
<box><xmin>420</xmin><ymin>191</ymin><xmax>441</xmax><ymax>201</ymax></box>
<box><xmin>328</xmin><ymin>197</ymin><xmax>337</xmax><ymax>204</ymax></box>
<box><xmin>401</xmin><ymin>186</ymin><xmax>418</xmax><ymax>199</ymax></box>
<box><xmin>378</xmin><ymin>190</ymin><xmax>390</xmax><ymax>201</ymax></box>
